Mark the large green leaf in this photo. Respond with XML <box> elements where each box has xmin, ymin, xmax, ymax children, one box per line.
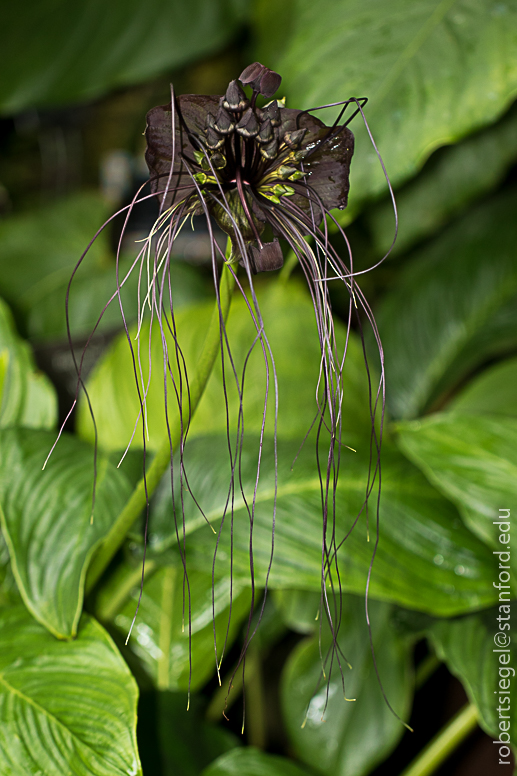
<box><xmin>254</xmin><ymin>0</ymin><xmax>517</xmax><ymax>207</ymax></box>
<box><xmin>0</xmin><ymin>298</ymin><xmax>57</xmax><ymax>429</ymax></box>
<box><xmin>156</xmin><ymin>434</ymin><xmax>498</xmax><ymax>615</ymax></box>
<box><xmin>0</xmin><ymin>0</ymin><xmax>248</xmax><ymax>113</ymax></box>
<box><xmin>281</xmin><ymin>595</ymin><xmax>412</xmax><ymax>776</ymax></box>
<box><xmin>0</xmin><ymin>428</ymin><xmax>132</xmax><ymax>638</ymax></box>
<box><xmin>78</xmin><ymin>279</ymin><xmax>376</xmax><ymax>451</ymax></box>
<box><xmin>0</xmin><ymin>606</ymin><xmax>141</xmax><ymax>776</ymax></box>
<box><xmin>375</xmin><ymin>188</ymin><xmax>517</xmax><ymax>418</ymax></box>
<box><xmin>0</xmin><ymin>192</ymin><xmax>206</xmax><ymax>341</ymax></box>
<box><xmin>201</xmin><ymin>748</ymin><xmax>311</xmax><ymax>776</ymax></box>
<box><xmin>449</xmin><ymin>356</ymin><xmax>517</xmax><ymax>416</ymax></box>
<box><xmin>397</xmin><ymin>413</ymin><xmax>517</xmax><ymax>570</ymax></box>
<box><xmin>428</xmin><ymin>608</ymin><xmax>517</xmax><ymax>742</ymax></box>
<box><xmin>110</xmin><ymin>564</ymin><xmax>251</xmax><ymax>692</ymax></box>
<box><xmin>367</xmin><ymin>101</ymin><xmax>517</xmax><ymax>256</ymax></box>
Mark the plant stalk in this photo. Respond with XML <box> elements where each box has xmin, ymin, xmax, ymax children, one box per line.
<box><xmin>86</xmin><ymin>261</ymin><xmax>235</xmax><ymax>592</ymax></box>
<box><xmin>400</xmin><ymin>702</ymin><xmax>478</xmax><ymax>776</ymax></box>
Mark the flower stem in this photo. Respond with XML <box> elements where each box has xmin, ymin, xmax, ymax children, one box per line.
<box><xmin>400</xmin><ymin>703</ymin><xmax>478</xmax><ymax>776</ymax></box>
<box><xmin>85</xmin><ymin>260</ymin><xmax>236</xmax><ymax>593</ymax></box>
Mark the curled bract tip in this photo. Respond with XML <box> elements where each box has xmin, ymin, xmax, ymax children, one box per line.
<box><xmin>239</xmin><ymin>62</ymin><xmax>282</xmax><ymax>98</ymax></box>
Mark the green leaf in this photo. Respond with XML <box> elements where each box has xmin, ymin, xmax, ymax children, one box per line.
<box><xmin>111</xmin><ymin>565</ymin><xmax>251</xmax><ymax>692</ymax></box>
<box><xmin>273</xmin><ymin>589</ymin><xmax>321</xmax><ymax>634</ymax></box>
<box><xmin>375</xmin><ymin>188</ymin><xmax>517</xmax><ymax>418</ymax></box>
<box><xmin>201</xmin><ymin>748</ymin><xmax>311</xmax><ymax>776</ymax></box>
<box><xmin>0</xmin><ymin>192</ymin><xmax>207</xmax><ymax>341</ymax></box>
<box><xmin>281</xmin><ymin>595</ymin><xmax>412</xmax><ymax>776</ymax></box>
<box><xmin>0</xmin><ymin>605</ymin><xmax>141</xmax><ymax>775</ymax></box>
<box><xmin>254</xmin><ymin>0</ymin><xmax>517</xmax><ymax>206</ymax></box>
<box><xmin>162</xmin><ymin>434</ymin><xmax>498</xmax><ymax>615</ymax></box>
<box><xmin>0</xmin><ymin>0</ymin><xmax>249</xmax><ymax>113</ymax></box>
<box><xmin>397</xmin><ymin>412</ymin><xmax>517</xmax><ymax>571</ymax></box>
<box><xmin>0</xmin><ymin>428</ymin><xmax>132</xmax><ymax>638</ymax></box>
<box><xmin>0</xmin><ymin>298</ymin><xmax>57</xmax><ymax>429</ymax></box>
<box><xmin>428</xmin><ymin>608</ymin><xmax>516</xmax><ymax>742</ymax></box>
<box><xmin>449</xmin><ymin>355</ymin><xmax>517</xmax><ymax>416</ymax></box>
<box><xmin>367</xmin><ymin>101</ymin><xmax>517</xmax><ymax>256</ymax></box>
<box><xmin>139</xmin><ymin>691</ymin><xmax>239</xmax><ymax>776</ymax></box>
<box><xmin>78</xmin><ymin>280</ymin><xmax>375</xmax><ymax>451</ymax></box>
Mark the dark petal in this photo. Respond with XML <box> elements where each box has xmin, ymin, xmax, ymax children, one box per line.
<box><xmin>248</xmin><ymin>240</ymin><xmax>284</xmax><ymax>273</ymax></box>
<box><xmin>236</xmin><ymin>107</ymin><xmax>260</xmax><ymax>138</ymax></box>
<box><xmin>214</xmin><ymin>106</ymin><xmax>235</xmax><ymax>135</ymax></box>
<box><xmin>258</xmin><ymin>69</ymin><xmax>282</xmax><ymax>99</ymax></box>
<box><xmin>206</xmin><ymin>127</ymin><xmax>225</xmax><ymax>150</ymax></box>
<box><xmin>283</xmin><ymin>128</ymin><xmax>307</xmax><ymax>148</ymax></box>
<box><xmin>259</xmin><ymin>137</ymin><xmax>278</xmax><ymax>160</ymax></box>
<box><xmin>239</xmin><ymin>62</ymin><xmax>264</xmax><ymax>84</ymax></box>
<box><xmin>145</xmin><ymin>95</ymin><xmax>221</xmax><ymax>211</ymax></box>
<box><xmin>278</xmin><ymin>108</ymin><xmax>354</xmax><ymax>217</ymax></box>
<box><xmin>257</xmin><ymin>118</ymin><xmax>274</xmax><ymax>144</ymax></box>
<box><xmin>223</xmin><ymin>79</ymin><xmax>249</xmax><ymax>112</ymax></box>
<box><xmin>205</xmin><ymin>112</ymin><xmax>216</xmax><ymax>129</ymax></box>
<box><xmin>260</xmin><ymin>100</ymin><xmax>281</xmax><ymax>127</ymax></box>
<box><xmin>210</xmin><ymin>153</ymin><xmax>226</xmax><ymax>169</ymax></box>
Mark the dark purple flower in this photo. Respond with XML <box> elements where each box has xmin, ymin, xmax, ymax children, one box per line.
<box><xmin>145</xmin><ymin>64</ymin><xmax>354</xmax><ymax>273</ymax></box>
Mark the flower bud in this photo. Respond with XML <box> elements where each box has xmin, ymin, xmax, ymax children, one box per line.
<box><xmin>214</xmin><ymin>106</ymin><xmax>235</xmax><ymax>135</ymax></box>
<box><xmin>223</xmin><ymin>80</ymin><xmax>249</xmax><ymax>112</ymax></box>
<box><xmin>236</xmin><ymin>107</ymin><xmax>260</xmax><ymax>138</ymax></box>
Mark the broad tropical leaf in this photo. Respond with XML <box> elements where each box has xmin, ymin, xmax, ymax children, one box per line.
<box><xmin>281</xmin><ymin>595</ymin><xmax>413</xmax><ymax>776</ymax></box>
<box><xmin>254</xmin><ymin>0</ymin><xmax>517</xmax><ymax>206</ymax></box>
<box><xmin>0</xmin><ymin>606</ymin><xmax>141</xmax><ymax>775</ymax></box>
<box><xmin>0</xmin><ymin>428</ymin><xmax>132</xmax><ymax>637</ymax></box>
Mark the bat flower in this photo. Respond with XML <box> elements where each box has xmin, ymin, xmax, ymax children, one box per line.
<box><xmin>145</xmin><ymin>62</ymin><xmax>355</xmax><ymax>273</ymax></box>
<box><xmin>62</xmin><ymin>62</ymin><xmax>394</xmax><ymax>715</ymax></box>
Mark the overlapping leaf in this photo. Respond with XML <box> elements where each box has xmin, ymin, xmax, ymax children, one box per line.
<box><xmin>0</xmin><ymin>0</ymin><xmax>249</xmax><ymax>112</ymax></box>
<box><xmin>109</xmin><ymin>565</ymin><xmax>250</xmax><ymax>692</ymax></box>
<box><xmin>0</xmin><ymin>192</ymin><xmax>206</xmax><ymax>341</ymax></box>
<box><xmin>397</xmin><ymin>412</ymin><xmax>517</xmax><ymax>574</ymax></box>
<box><xmin>449</xmin><ymin>356</ymin><xmax>517</xmax><ymax>416</ymax></box>
<box><xmin>367</xmin><ymin>102</ymin><xmax>517</xmax><ymax>256</ymax></box>
<box><xmin>428</xmin><ymin>608</ymin><xmax>516</xmax><ymax>742</ymax></box>
<box><xmin>375</xmin><ymin>188</ymin><xmax>517</xmax><ymax>418</ymax></box>
<box><xmin>0</xmin><ymin>298</ymin><xmax>57</xmax><ymax>429</ymax></box>
<box><xmin>0</xmin><ymin>606</ymin><xmax>141</xmax><ymax>775</ymax></box>
<box><xmin>155</xmin><ymin>434</ymin><xmax>498</xmax><ymax>615</ymax></box>
<box><xmin>281</xmin><ymin>595</ymin><xmax>412</xmax><ymax>776</ymax></box>
<box><xmin>78</xmin><ymin>280</ymin><xmax>376</xmax><ymax>451</ymax></box>
<box><xmin>0</xmin><ymin>428</ymin><xmax>132</xmax><ymax>637</ymax></box>
<box><xmin>202</xmin><ymin>748</ymin><xmax>311</xmax><ymax>776</ymax></box>
<box><xmin>254</xmin><ymin>0</ymin><xmax>517</xmax><ymax>207</ymax></box>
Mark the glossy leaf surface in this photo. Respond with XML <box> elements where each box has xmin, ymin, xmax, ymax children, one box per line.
<box><xmin>449</xmin><ymin>356</ymin><xmax>517</xmax><ymax>416</ymax></box>
<box><xmin>0</xmin><ymin>192</ymin><xmax>206</xmax><ymax>341</ymax></box>
<box><xmin>428</xmin><ymin>608</ymin><xmax>516</xmax><ymax>741</ymax></box>
<box><xmin>368</xmin><ymin>102</ymin><xmax>517</xmax><ymax>256</ymax></box>
<box><xmin>202</xmin><ymin>748</ymin><xmax>311</xmax><ymax>776</ymax></box>
<box><xmin>254</xmin><ymin>0</ymin><xmax>517</xmax><ymax>205</ymax></box>
<box><xmin>157</xmin><ymin>435</ymin><xmax>498</xmax><ymax>615</ymax></box>
<box><xmin>397</xmin><ymin>413</ymin><xmax>517</xmax><ymax>571</ymax></box>
<box><xmin>0</xmin><ymin>298</ymin><xmax>57</xmax><ymax>429</ymax></box>
<box><xmin>281</xmin><ymin>595</ymin><xmax>412</xmax><ymax>776</ymax></box>
<box><xmin>112</xmin><ymin>565</ymin><xmax>250</xmax><ymax>691</ymax></box>
<box><xmin>0</xmin><ymin>0</ymin><xmax>249</xmax><ymax>113</ymax></box>
<box><xmin>375</xmin><ymin>188</ymin><xmax>517</xmax><ymax>418</ymax></box>
<box><xmin>0</xmin><ymin>606</ymin><xmax>141</xmax><ymax>775</ymax></box>
<box><xmin>0</xmin><ymin>428</ymin><xmax>132</xmax><ymax>637</ymax></box>
<box><xmin>78</xmin><ymin>280</ymin><xmax>375</xmax><ymax>450</ymax></box>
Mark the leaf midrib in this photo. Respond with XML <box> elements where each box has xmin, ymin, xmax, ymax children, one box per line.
<box><xmin>0</xmin><ymin>671</ymin><xmax>127</xmax><ymax>775</ymax></box>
